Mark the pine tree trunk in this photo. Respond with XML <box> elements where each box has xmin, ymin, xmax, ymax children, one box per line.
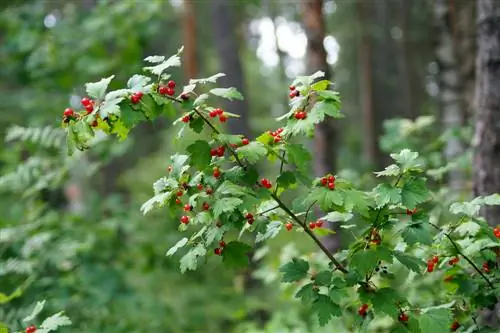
<box><xmin>301</xmin><ymin>0</ymin><xmax>340</xmax><ymax>252</ymax></box>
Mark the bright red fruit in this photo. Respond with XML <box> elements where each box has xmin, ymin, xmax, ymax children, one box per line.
<box><xmin>328</xmin><ymin>182</ymin><xmax>335</xmax><ymax>190</ymax></box>
<box><xmin>219</xmin><ymin>114</ymin><xmax>228</xmax><ymax>122</ymax></box>
<box><xmin>81</xmin><ymin>97</ymin><xmax>91</xmax><ymax>106</ymax></box>
<box><xmin>494</xmin><ymin>226</ymin><xmax>500</xmax><ymax>238</ymax></box>
<box><xmin>166</xmin><ymin>87</ymin><xmax>175</xmax><ymax>96</ymax></box>
<box><xmin>309</xmin><ymin>222</ymin><xmax>316</xmax><ymax>229</ymax></box>
<box><xmin>427</xmin><ymin>261</ymin><xmax>435</xmax><ymax>273</ymax></box>
<box><xmin>26</xmin><ymin>325</ymin><xmax>37</xmax><ymax>333</ymax></box>
<box><xmin>450</xmin><ymin>321</ymin><xmax>460</xmax><ymax>331</ymax></box>
<box><xmin>242</xmin><ymin>138</ymin><xmax>249</xmax><ymax>145</ymax></box>
<box><xmin>358</xmin><ymin>304</ymin><xmax>369</xmax><ymax>316</ymax></box>
<box><xmin>209</xmin><ymin>110</ymin><xmax>218</xmax><ymax>118</ymax></box>
<box><xmin>432</xmin><ymin>256</ymin><xmax>439</xmax><ymax>264</ymax></box>
<box><xmin>260</xmin><ymin>179</ymin><xmax>272</xmax><ymax>189</ymax></box>
<box><xmin>182</xmin><ymin>115</ymin><xmax>190</xmax><ymax>123</ymax></box>
<box><xmin>327</xmin><ymin>175</ymin><xmax>335</xmax><ymax>182</ymax></box>
<box><xmin>216</xmin><ymin>146</ymin><xmax>225</xmax><ymax>157</ymax></box>
<box><xmin>159</xmin><ymin>86</ymin><xmax>168</xmax><ymax>95</ymax></box>
<box><xmin>320</xmin><ymin>177</ymin><xmax>328</xmax><ymax>185</ymax></box>
<box><xmin>176</xmin><ymin>190</ymin><xmax>183</xmax><ymax>197</ymax></box>
<box><xmin>214</xmin><ymin>248</ymin><xmax>222</xmax><ymax>255</ymax></box>
<box><xmin>285</xmin><ymin>222</ymin><xmax>293</xmax><ymax>231</ymax></box>
<box><xmin>175</xmin><ymin>198</ymin><xmax>181</xmax><ymax>204</ymax></box>
<box><xmin>167</xmin><ymin>80</ymin><xmax>176</xmax><ymax>88</ymax></box>
<box><xmin>398</xmin><ymin>313</ymin><xmax>409</xmax><ymax>323</ymax></box>
<box><xmin>180</xmin><ymin>215</ymin><xmax>189</xmax><ymax>224</ymax></box>
<box><xmin>63</xmin><ymin>108</ymin><xmax>74</xmax><ymax>117</ymax></box>
<box><xmin>219</xmin><ymin>240</ymin><xmax>226</xmax><ymax>248</ymax></box>
<box><xmin>245</xmin><ymin>213</ymin><xmax>254</xmax><ymax>220</ymax></box>
<box><xmin>184</xmin><ymin>204</ymin><xmax>192</xmax><ymax>212</ymax></box>
<box><xmin>202</xmin><ymin>202</ymin><xmax>210</xmax><ymax>211</ymax></box>
<box><xmin>273</xmin><ymin>136</ymin><xmax>282</xmax><ymax>143</ymax></box>
<box><xmin>294</xmin><ymin>111</ymin><xmax>306</xmax><ymax>119</ymax></box>
<box><xmin>448</xmin><ymin>257</ymin><xmax>459</xmax><ymax>265</ymax></box>
<box><xmin>214</xmin><ymin>108</ymin><xmax>224</xmax><ymax>115</ymax></box>
<box><xmin>210</xmin><ymin>148</ymin><xmax>217</xmax><ymax>156</ymax></box>
<box><xmin>289</xmin><ymin>85</ymin><xmax>295</xmax><ymax>91</ymax></box>
<box><xmin>197</xmin><ymin>184</ymin><xmax>204</xmax><ymax>190</ymax></box>
<box><xmin>85</xmin><ymin>104</ymin><xmax>94</xmax><ymax>113</ymax></box>
<box><xmin>206</xmin><ymin>187</ymin><xmax>213</xmax><ymax>195</ymax></box>
<box><xmin>315</xmin><ymin>220</ymin><xmax>323</xmax><ymax>228</ymax></box>
<box><xmin>213</xmin><ymin>167</ymin><xmax>221</xmax><ymax>178</ymax></box>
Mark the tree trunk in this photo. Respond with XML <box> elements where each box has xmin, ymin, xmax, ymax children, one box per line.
<box><xmin>435</xmin><ymin>0</ymin><xmax>465</xmax><ymax>192</ymax></box>
<box><xmin>183</xmin><ymin>0</ymin><xmax>197</xmax><ymax>79</ymax></box>
<box><xmin>301</xmin><ymin>0</ymin><xmax>340</xmax><ymax>252</ymax></box>
<box><xmin>210</xmin><ymin>0</ymin><xmax>251</xmax><ymax>137</ymax></box>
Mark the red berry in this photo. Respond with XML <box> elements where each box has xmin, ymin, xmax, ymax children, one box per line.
<box><xmin>213</xmin><ymin>167</ymin><xmax>221</xmax><ymax>178</ymax></box>
<box><xmin>494</xmin><ymin>227</ymin><xmax>500</xmax><ymax>238</ymax></box>
<box><xmin>91</xmin><ymin>120</ymin><xmax>98</xmax><ymax>127</ymax></box>
<box><xmin>180</xmin><ymin>215</ymin><xmax>190</xmax><ymax>224</ymax></box>
<box><xmin>210</xmin><ymin>148</ymin><xmax>217</xmax><ymax>156</ymax></box>
<box><xmin>159</xmin><ymin>86</ymin><xmax>168</xmax><ymax>95</ymax></box>
<box><xmin>167</xmin><ymin>80</ymin><xmax>176</xmax><ymax>88</ymax></box>
<box><xmin>206</xmin><ymin>187</ymin><xmax>213</xmax><ymax>195</ymax></box>
<box><xmin>209</xmin><ymin>110</ymin><xmax>218</xmax><ymax>118</ymax></box>
<box><xmin>358</xmin><ymin>304</ymin><xmax>369</xmax><ymax>316</ymax></box>
<box><xmin>85</xmin><ymin>104</ymin><xmax>94</xmax><ymax>113</ymax></box>
<box><xmin>432</xmin><ymin>255</ymin><xmax>439</xmax><ymax>264</ymax></box>
<box><xmin>285</xmin><ymin>222</ymin><xmax>293</xmax><ymax>231</ymax></box>
<box><xmin>273</xmin><ymin>136</ymin><xmax>282</xmax><ymax>143</ymax></box>
<box><xmin>219</xmin><ymin>114</ymin><xmax>228</xmax><ymax>122</ymax></box>
<box><xmin>131</xmin><ymin>95</ymin><xmax>139</xmax><ymax>104</ymax></box>
<box><xmin>180</xmin><ymin>92</ymin><xmax>189</xmax><ymax>100</ymax></box>
<box><xmin>242</xmin><ymin>138</ymin><xmax>249</xmax><ymax>145</ymax></box>
<box><xmin>398</xmin><ymin>313</ymin><xmax>409</xmax><ymax>323</ymax></box>
<box><xmin>197</xmin><ymin>184</ymin><xmax>204</xmax><ymax>190</ymax></box>
<box><xmin>450</xmin><ymin>321</ymin><xmax>460</xmax><ymax>331</ymax></box>
<box><xmin>260</xmin><ymin>179</ymin><xmax>272</xmax><ymax>189</ymax></box>
<box><xmin>315</xmin><ymin>220</ymin><xmax>323</xmax><ymax>228</ymax></box>
<box><xmin>309</xmin><ymin>222</ymin><xmax>316</xmax><ymax>229</ymax></box>
<box><xmin>166</xmin><ymin>87</ymin><xmax>175</xmax><ymax>96</ymax></box>
<box><xmin>277</xmin><ymin>127</ymin><xmax>284</xmax><ymax>133</ymax></box>
<box><xmin>289</xmin><ymin>85</ymin><xmax>296</xmax><ymax>91</ymax></box>
<box><xmin>483</xmin><ymin>262</ymin><xmax>490</xmax><ymax>273</ymax></box>
<box><xmin>214</xmin><ymin>248</ymin><xmax>222</xmax><ymax>255</ymax></box>
<box><xmin>294</xmin><ymin>111</ymin><xmax>306</xmax><ymax>119</ymax></box>
<box><xmin>184</xmin><ymin>204</ymin><xmax>192</xmax><ymax>212</ymax></box>
<box><xmin>320</xmin><ymin>177</ymin><xmax>328</xmax><ymax>185</ymax></box>
<box><xmin>81</xmin><ymin>97</ymin><xmax>91</xmax><ymax>107</ymax></box>
<box><xmin>216</xmin><ymin>146</ymin><xmax>225</xmax><ymax>157</ymax></box>
<box><xmin>215</xmin><ymin>108</ymin><xmax>224</xmax><ymax>115</ymax></box>
<box><xmin>135</xmin><ymin>91</ymin><xmax>143</xmax><ymax>98</ymax></box>
<box><xmin>176</xmin><ymin>190</ymin><xmax>183</xmax><ymax>197</ymax></box>
<box><xmin>63</xmin><ymin>108</ymin><xmax>74</xmax><ymax>117</ymax></box>
<box><xmin>245</xmin><ymin>213</ymin><xmax>254</xmax><ymax>220</ymax></box>
<box><xmin>219</xmin><ymin>240</ymin><xmax>226</xmax><ymax>248</ymax></box>
<box><xmin>26</xmin><ymin>325</ymin><xmax>37</xmax><ymax>333</ymax></box>
<box><xmin>427</xmin><ymin>262</ymin><xmax>435</xmax><ymax>273</ymax></box>
<box><xmin>182</xmin><ymin>115</ymin><xmax>190</xmax><ymax>123</ymax></box>
<box><xmin>328</xmin><ymin>182</ymin><xmax>335</xmax><ymax>190</ymax></box>
<box><xmin>202</xmin><ymin>202</ymin><xmax>210</xmax><ymax>211</ymax></box>
<box><xmin>175</xmin><ymin>198</ymin><xmax>181</xmax><ymax>204</ymax></box>
<box><xmin>448</xmin><ymin>257</ymin><xmax>459</xmax><ymax>265</ymax></box>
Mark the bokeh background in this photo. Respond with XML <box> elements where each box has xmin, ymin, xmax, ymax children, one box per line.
<box><xmin>0</xmin><ymin>0</ymin><xmax>480</xmax><ymax>332</ymax></box>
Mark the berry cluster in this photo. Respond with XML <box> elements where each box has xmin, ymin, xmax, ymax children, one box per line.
<box><xmin>260</xmin><ymin>178</ymin><xmax>272</xmax><ymax>189</ymax></box>
<box><xmin>494</xmin><ymin>226</ymin><xmax>500</xmax><ymax>238</ymax></box>
<box><xmin>26</xmin><ymin>325</ymin><xmax>37</xmax><ymax>333</ymax></box>
<box><xmin>268</xmin><ymin>127</ymin><xmax>284</xmax><ymax>143</ymax></box>
<box><xmin>130</xmin><ymin>91</ymin><xmax>144</xmax><ymax>104</ymax></box>
<box><xmin>319</xmin><ymin>174</ymin><xmax>336</xmax><ymax>190</ymax></box>
<box><xmin>426</xmin><ymin>255</ymin><xmax>439</xmax><ymax>272</ymax></box>
<box><xmin>209</xmin><ymin>108</ymin><xmax>228</xmax><ymax>122</ymax></box>
<box><xmin>308</xmin><ymin>220</ymin><xmax>323</xmax><ymax>230</ymax></box>
<box><xmin>214</xmin><ymin>240</ymin><xmax>226</xmax><ymax>255</ymax></box>
<box><xmin>294</xmin><ymin>110</ymin><xmax>307</xmax><ymax>120</ymax></box>
<box><xmin>245</xmin><ymin>213</ymin><xmax>254</xmax><ymax>225</ymax></box>
<box><xmin>289</xmin><ymin>85</ymin><xmax>299</xmax><ymax>98</ymax></box>
<box><xmin>358</xmin><ymin>303</ymin><xmax>369</xmax><ymax>317</ymax></box>
<box><xmin>81</xmin><ymin>97</ymin><xmax>94</xmax><ymax>113</ymax></box>
<box><xmin>159</xmin><ymin>80</ymin><xmax>176</xmax><ymax>96</ymax></box>
<box><xmin>210</xmin><ymin>145</ymin><xmax>226</xmax><ymax>157</ymax></box>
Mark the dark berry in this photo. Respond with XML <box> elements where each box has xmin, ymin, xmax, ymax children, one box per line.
<box><xmin>210</xmin><ymin>148</ymin><xmax>217</xmax><ymax>156</ymax></box>
<box><xmin>398</xmin><ymin>313</ymin><xmax>409</xmax><ymax>323</ymax></box>
<box><xmin>219</xmin><ymin>240</ymin><xmax>226</xmax><ymax>248</ymax></box>
<box><xmin>289</xmin><ymin>85</ymin><xmax>295</xmax><ymax>91</ymax></box>
<box><xmin>245</xmin><ymin>213</ymin><xmax>254</xmax><ymax>220</ymax></box>
<box><xmin>432</xmin><ymin>256</ymin><xmax>439</xmax><ymax>264</ymax></box>
<box><xmin>202</xmin><ymin>202</ymin><xmax>210</xmax><ymax>211</ymax></box>
<box><xmin>483</xmin><ymin>262</ymin><xmax>490</xmax><ymax>273</ymax></box>
<box><xmin>205</xmin><ymin>187</ymin><xmax>213</xmax><ymax>195</ymax></box>
<box><xmin>180</xmin><ymin>92</ymin><xmax>189</xmax><ymax>100</ymax></box>
<box><xmin>214</xmin><ymin>248</ymin><xmax>222</xmax><ymax>255</ymax></box>
<box><xmin>450</xmin><ymin>321</ymin><xmax>460</xmax><ymax>331</ymax></box>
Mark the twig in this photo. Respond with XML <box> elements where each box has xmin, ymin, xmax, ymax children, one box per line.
<box><xmin>303</xmin><ymin>200</ymin><xmax>317</xmax><ymax>224</ymax></box>
<box><xmin>257</xmin><ymin>205</ymin><xmax>280</xmax><ymax>216</ymax></box>
<box><xmin>274</xmin><ymin>151</ymin><xmax>286</xmax><ymax>195</ymax></box>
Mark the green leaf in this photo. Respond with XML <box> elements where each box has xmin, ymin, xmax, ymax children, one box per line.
<box><xmin>313</xmin><ymin>270</ymin><xmax>333</xmax><ymax>286</ymax></box>
<box><xmin>127</xmin><ymin>74</ymin><xmax>152</xmax><ymax>92</ymax></box>
<box><xmin>401</xmin><ymin>177</ymin><xmax>429</xmax><ymax>209</ymax></box>
<box><xmin>0</xmin><ymin>288</ymin><xmax>21</xmax><ymax>305</ymax></box>
<box><xmin>313</xmin><ymin>100</ymin><xmax>344</xmax><ymax>118</ymax></box>
<box><xmin>166</xmin><ymin>237</ymin><xmax>189</xmax><ymax>256</ymax></box>
<box><xmin>39</xmin><ymin>312</ymin><xmax>72</xmax><ymax>332</ymax></box>
<box><xmin>370</xmin><ymin>288</ymin><xmax>404</xmax><ymax>317</ymax></box>
<box><xmin>256</xmin><ymin>221</ymin><xmax>282</xmax><ymax>243</ymax></box>
<box><xmin>350</xmin><ymin>250</ymin><xmax>379</xmax><ymax>276</ymax></box>
<box><xmin>189</xmin><ymin>73</ymin><xmax>226</xmax><ymax>84</ymax></box>
<box><xmin>216</xmin><ymin>181</ymin><xmax>249</xmax><ymax>196</ymax></box>
<box><xmin>320</xmin><ymin>211</ymin><xmax>353</xmax><ymax>222</ymax></box>
<box><xmin>402</xmin><ymin>223</ymin><xmax>433</xmax><ymax>245</ymax></box>
<box><xmin>306</xmin><ymin>187</ymin><xmax>343</xmax><ymax>211</ymax></box>
<box><xmin>277</xmin><ymin>171</ymin><xmax>296</xmax><ymax>189</ymax></box>
<box><xmin>186</xmin><ymin>140</ymin><xmax>211</xmax><ymax>169</ymax></box>
<box><xmin>311</xmin><ymin>80</ymin><xmax>330</xmax><ymax>91</ymax></box>
<box><xmin>390</xmin><ymin>149</ymin><xmax>420</xmax><ymax>170</ymax></box>
<box><xmin>210</xmin><ymin>87</ymin><xmax>244</xmax><ymax>100</ymax></box>
<box><xmin>23</xmin><ymin>300</ymin><xmax>45</xmax><ymax>321</ymax></box>
<box><xmin>295</xmin><ymin>283</ymin><xmax>319</xmax><ymax>305</ymax></box>
<box><xmin>394</xmin><ymin>251</ymin><xmax>423</xmax><ymax>273</ymax></box>
<box><xmin>85</xmin><ymin>75</ymin><xmax>114</xmax><ymax>100</ymax></box>
<box><xmin>180</xmin><ymin>244</ymin><xmax>206</xmax><ymax>273</ymax></box>
<box><xmin>188</xmin><ymin>116</ymin><xmax>204</xmax><ymax>133</ymax></box>
<box><xmin>374</xmin><ymin>183</ymin><xmax>402</xmax><ymax>207</ymax></box>
<box><xmin>312</xmin><ymin>295</ymin><xmax>341</xmax><ymax>326</ymax></box>
<box><xmin>375</xmin><ymin>164</ymin><xmax>401</xmax><ymax>177</ymax></box>
<box><xmin>280</xmin><ymin>258</ymin><xmax>310</xmax><ymax>282</ymax></box>
<box><xmin>120</xmin><ymin>103</ymin><xmax>147</xmax><ymax>128</ymax></box>
<box><xmin>418</xmin><ymin>309</ymin><xmax>452</xmax><ymax>333</ymax></box>
<box><xmin>343</xmin><ymin>189</ymin><xmax>370</xmax><ymax>215</ymax></box>
<box><xmin>144</xmin><ymin>55</ymin><xmax>165</xmax><ymax>63</ymax></box>
<box><xmin>454</xmin><ymin>221</ymin><xmax>481</xmax><ymax>236</ymax></box>
<box><xmin>144</xmin><ymin>49</ymin><xmax>182</xmax><ymax>75</ymax></box>
<box><xmin>213</xmin><ymin>197</ymin><xmax>243</xmax><ymax>217</ymax></box>
<box><xmin>236</xmin><ymin>142</ymin><xmax>267</xmax><ymax>164</ymax></box>
<box><xmin>111</xmin><ymin>120</ymin><xmax>129</xmax><ymax>140</ymax></box>
<box><xmin>193</xmin><ymin>93</ymin><xmax>209</xmax><ymax>106</ymax></box>
<box><xmin>221</xmin><ymin>241</ymin><xmax>252</xmax><ymax>269</ymax></box>
<box><xmin>217</xmin><ymin>134</ymin><xmax>243</xmax><ymax>145</ymax></box>
<box><xmin>286</xmin><ymin>143</ymin><xmax>312</xmax><ymax>173</ymax></box>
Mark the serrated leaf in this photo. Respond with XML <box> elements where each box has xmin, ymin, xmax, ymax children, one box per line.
<box><xmin>85</xmin><ymin>75</ymin><xmax>114</xmax><ymax>100</ymax></box>
<box><xmin>180</xmin><ymin>244</ymin><xmax>206</xmax><ymax>273</ymax></box>
<box><xmin>320</xmin><ymin>211</ymin><xmax>353</xmax><ymax>222</ymax></box>
<box><xmin>402</xmin><ymin>223</ymin><xmax>433</xmax><ymax>245</ymax></box>
<box><xmin>374</xmin><ymin>183</ymin><xmax>402</xmax><ymax>207</ymax></box>
<box><xmin>312</xmin><ymin>295</ymin><xmax>341</xmax><ymax>326</ymax></box>
<box><xmin>216</xmin><ymin>181</ymin><xmax>249</xmax><ymax>196</ymax></box>
<box><xmin>343</xmin><ymin>189</ymin><xmax>370</xmax><ymax>215</ymax></box>
<box><xmin>221</xmin><ymin>241</ymin><xmax>252</xmax><ymax>269</ymax></box>
<box><xmin>236</xmin><ymin>142</ymin><xmax>267</xmax><ymax>164</ymax></box>
<box><xmin>39</xmin><ymin>312</ymin><xmax>71</xmax><ymax>332</ymax></box>
<box><xmin>350</xmin><ymin>250</ymin><xmax>379</xmax><ymax>276</ymax></box>
<box><xmin>394</xmin><ymin>251</ymin><xmax>423</xmax><ymax>273</ymax></box>
<box><xmin>256</xmin><ymin>221</ymin><xmax>282</xmax><ymax>243</ymax></box>
<box><xmin>313</xmin><ymin>100</ymin><xmax>344</xmax><ymax>118</ymax></box>
<box><xmin>280</xmin><ymin>258</ymin><xmax>309</xmax><ymax>282</ymax></box>
<box><xmin>213</xmin><ymin>197</ymin><xmax>243</xmax><ymax>217</ymax></box>
<box><xmin>110</xmin><ymin>120</ymin><xmax>129</xmax><ymax>140</ymax></box>
<box><xmin>140</xmin><ymin>192</ymin><xmax>171</xmax><ymax>215</ymax></box>
<box><xmin>391</xmin><ymin>149</ymin><xmax>420</xmax><ymax>169</ymax></box>
<box><xmin>277</xmin><ymin>171</ymin><xmax>296</xmax><ymax>189</ymax></box>
<box><xmin>120</xmin><ymin>103</ymin><xmax>147</xmax><ymax>128</ymax></box>
<box><xmin>306</xmin><ymin>187</ymin><xmax>343</xmax><ymax>211</ymax></box>
<box><xmin>186</xmin><ymin>140</ymin><xmax>211</xmax><ymax>169</ymax></box>
<box><xmin>189</xmin><ymin>73</ymin><xmax>226</xmax><ymax>84</ymax></box>
<box><xmin>295</xmin><ymin>283</ymin><xmax>319</xmax><ymax>305</ymax></box>
<box><xmin>166</xmin><ymin>237</ymin><xmax>188</xmax><ymax>256</ymax></box>
<box><xmin>286</xmin><ymin>143</ymin><xmax>312</xmax><ymax>173</ymax></box>
<box><xmin>454</xmin><ymin>221</ymin><xmax>481</xmax><ymax>236</ymax></box>
<box><xmin>311</xmin><ymin>80</ymin><xmax>330</xmax><ymax>91</ymax></box>
<box><xmin>313</xmin><ymin>270</ymin><xmax>333</xmax><ymax>286</ymax></box>
<box><xmin>144</xmin><ymin>52</ymin><xmax>182</xmax><ymax>75</ymax></box>
<box><xmin>127</xmin><ymin>74</ymin><xmax>152</xmax><ymax>92</ymax></box>
<box><xmin>370</xmin><ymin>288</ymin><xmax>404</xmax><ymax>317</ymax></box>
<box><xmin>217</xmin><ymin>134</ymin><xmax>243</xmax><ymax>145</ymax></box>
<box><xmin>193</xmin><ymin>93</ymin><xmax>209</xmax><ymax>106</ymax></box>
<box><xmin>144</xmin><ymin>55</ymin><xmax>165</xmax><ymax>63</ymax></box>
<box><xmin>210</xmin><ymin>87</ymin><xmax>244</xmax><ymax>101</ymax></box>
<box><xmin>401</xmin><ymin>177</ymin><xmax>429</xmax><ymax>209</ymax></box>
<box><xmin>375</xmin><ymin>164</ymin><xmax>401</xmax><ymax>177</ymax></box>
<box><xmin>418</xmin><ymin>309</ymin><xmax>452</xmax><ymax>333</ymax></box>
<box><xmin>23</xmin><ymin>300</ymin><xmax>45</xmax><ymax>321</ymax></box>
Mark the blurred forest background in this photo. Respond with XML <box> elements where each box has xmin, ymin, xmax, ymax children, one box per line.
<box><xmin>0</xmin><ymin>0</ymin><xmax>496</xmax><ymax>332</ymax></box>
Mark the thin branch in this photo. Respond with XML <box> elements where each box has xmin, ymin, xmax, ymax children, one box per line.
<box><xmin>274</xmin><ymin>151</ymin><xmax>286</xmax><ymax>195</ymax></box>
<box><xmin>303</xmin><ymin>200</ymin><xmax>317</xmax><ymax>225</ymax></box>
<box><xmin>257</xmin><ymin>205</ymin><xmax>280</xmax><ymax>216</ymax></box>
<box><xmin>429</xmin><ymin>222</ymin><xmax>495</xmax><ymax>290</ymax></box>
